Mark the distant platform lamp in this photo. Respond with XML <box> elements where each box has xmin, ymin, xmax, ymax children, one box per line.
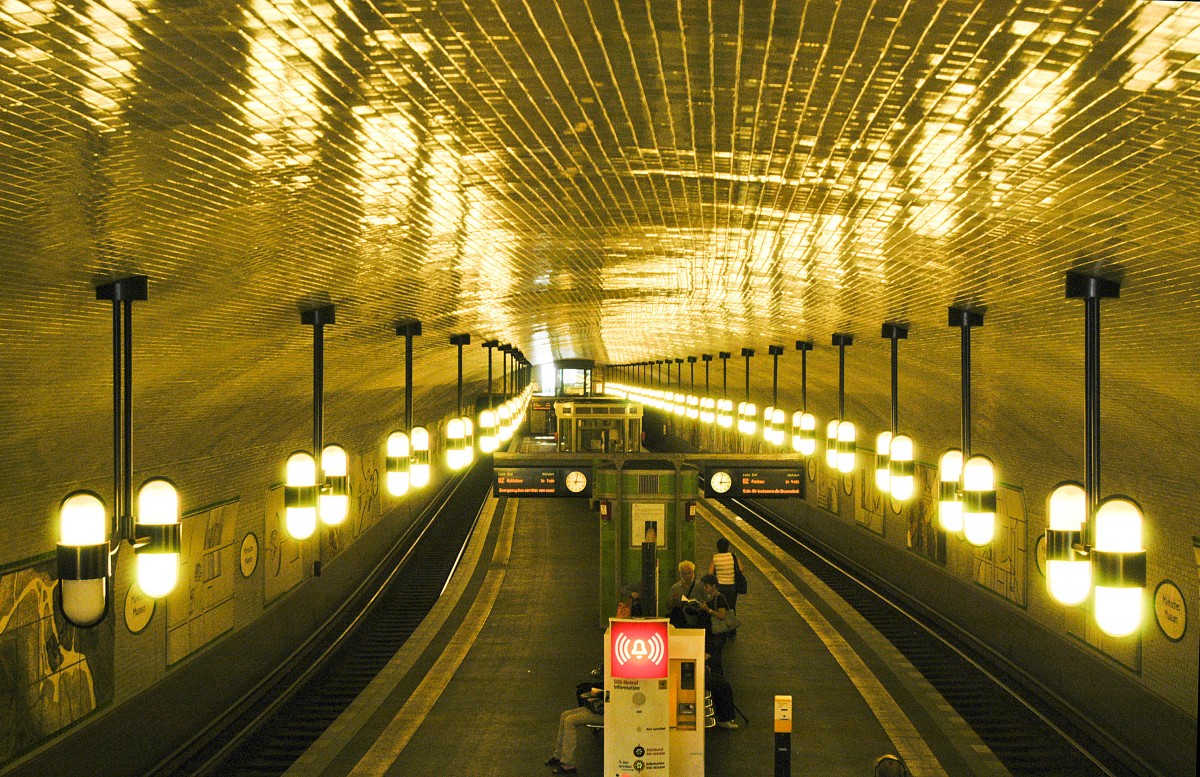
<box><xmin>791</xmin><ymin>340</ymin><xmax>817</xmax><ymax>456</ymax></box>
<box><xmin>828</xmin><ymin>334</ymin><xmax>856</xmax><ymax>474</ymax></box>
<box><xmin>878</xmin><ymin>323</ymin><xmax>914</xmax><ymax>501</ymax></box>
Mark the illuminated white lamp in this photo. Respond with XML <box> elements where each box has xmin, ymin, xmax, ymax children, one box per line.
<box><xmin>479</xmin><ymin>409</ymin><xmax>499</xmax><ymax>454</ymax></box>
<box><xmin>319</xmin><ymin>444</ymin><xmax>350</xmax><ymax>526</ymax></box>
<box><xmin>792</xmin><ymin>411</ymin><xmax>817</xmax><ymax>456</ymax></box>
<box><xmin>135</xmin><ymin>478</ymin><xmax>181</xmax><ymax>598</ymax></box>
<box><xmin>446</xmin><ymin>417</ymin><xmax>466</xmax><ymax>470</ymax></box>
<box><xmin>962</xmin><ymin>454</ymin><xmax>996</xmax><ymax>546</ymax></box>
<box><xmin>57</xmin><ymin>491</ymin><xmax>111</xmax><ymax>628</ymax></box>
<box><xmin>700</xmin><ymin>397</ymin><xmax>715</xmax><ymax>424</ymax></box>
<box><xmin>410</xmin><ymin>426</ymin><xmax>432</xmax><ymax>487</ymax></box>
<box><xmin>498</xmin><ymin>404</ymin><xmax>514</xmax><ymax>442</ymax></box>
<box><xmin>686</xmin><ymin>395</ymin><xmax>699</xmax><ymax>420</ymax></box>
<box><xmin>888</xmin><ymin>435</ymin><xmax>915</xmax><ymax>502</ymax></box>
<box><xmin>385</xmin><ymin>431</ymin><xmax>411</xmax><ymax>496</ymax></box>
<box><xmin>462</xmin><ymin>416</ymin><xmax>475</xmax><ymax>464</ymax></box>
<box><xmin>836</xmin><ymin>420</ymin><xmax>857</xmax><ymax>474</ymax></box>
<box><xmin>717</xmin><ymin>399</ymin><xmax>734</xmax><ymax>428</ymax></box>
<box><xmin>1045</xmin><ymin>482</ymin><xmax>1090</xmax><ymax>606</ymax></box>
<box><xmin>770</xmin><ymin>408</ymin><xmax>786</xmax><ymax>446</ymax></box>
<box><xmin>1092</xmin><ymin>496</ymin><xmax>1146</xmax><ymax>637</ymax></box>
<box><xmin>875</xmin><ymin>431</ymin><xmax>893</xmax><ymax>493</ymax></box>
<box><xmin>762</xmin><ymin>406</ymin><xmax>775</xmax><ymax>441</ymax></box>
<box><xmin>938</xmin><ymin>449</ymin><xmax>963</xmax><ymax>532</ymax></box>
<box><xmin>284</xmin><ymin>451</ymin><xmax>318</xmax><ymax>540</ymax></box>
<box><xmin>825</xmin><ymin>419</ymin><xmax>840</xmax><ymax>469</ymax></box>
<box><xmin>740</xmin><ymin>402</ymin><xmax>758</xmax><ymax>435</ymax></box>
<box><xmin>673</xmin><ymin>393</ymin><xmax>685</xmax><ymax>416</ymax></box>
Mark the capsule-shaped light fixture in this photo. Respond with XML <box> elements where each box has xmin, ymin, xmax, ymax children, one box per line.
<box><xmin>762</xmin><ymin>406</ymin><xmax>775</xmax><ymax>442</ymax></box>
<box><xmin>792</xmin><ymin>411</ymin><xmax>817</xmax><ymax>456</ymax></box>
<box><xmin>686</xmin><ymin>395</ymin><xmax>699</xmax><ymax>420</ymax></box>
<box><xmin>739</xmin><ymin>402</ymin><xmax>758</xmax><ymax>436</ymax></box>
<box><xmin>875</xmin><ymin>431</ymin><xmax>893</xmax><ymax>492</ymax></box>
<box><xmin>497</xmin><ymin>404</ymin><xmax>514</xmax><ymax>442</ymax></box>
<box><xmin>700</xmin><ymin>397</ymin><xmax>715</xmax><ymax>424</ymax></box>
<box><xmin>836</xmin><ymin>421</ymin><xmax>857</xmax><ymax>474</ymax></box>
<box><xmin>462</xmin><ymin>416</ymin><xmax>475</xmax><ymax>465</ymax></box>
<box><xmin>770</xmin><ymin>408</ymin><xmax>786</xmax><ymax>446</ymax></box>
<box><xmin>57</xmin><ymin>491</ymin><xmax>110</xmax><ymax>628</ymax></box>
<box><xmin>446</xmin><ymin>417</ymin><xmax>467</xmax><ymax>471</ymax></box>
<box><xmin>717</xmin><ymin>399</ymin><xmax>734</xmax><ymax>428</ymax></box>
<box><xmin>962</xmin><ymin>455</ymin><xmax>996</xmax><ymax>546</ymax></box>
<box><xmin>825</xmin><ymin>420</ymin><xmax>840</xmax><ymax>469</ymax></box>
<box><xmin>135</xmin><ymin>478</ymin><xmax>181</xmax><ymax>598</ymax></box>
<box><xmin>1045</xmin><ymin>482</ymin><xmax>1090</xmax><ymax>606</ymax></box>
<box><xmin>285</xmin><ymin>451</ymin><xmax>318</xmax><ymax>540</ymax></box>
<box><xmin>320</xmin><ymin>445</ymin><xmax>349</xmax><ymax>526</ymax></box>
<box><xmin>938</xmin><ymin>449</ymin><xmax>963</xmax><ymax>533</ymax></box>
<box><xmin>386</xmin><ymin>431</ymin><xmax>411</xmax><ymax>496</ymax></box>
<box><xmin>1092</xmin><ymin>496</ymin><xmax>1146</xmax><ymax>637</ymax></box>
<box><xmin>479</xmin><ymin>409</ymin><xmax>499</xmax><ymax>454</ymax></box>
<box><xmin>673</xmin><ymin>393</ymin><xmax>686</xmax><ymax>416</ymax></box>
<box><xmin>410</xmin><ymin>426</ymin><xmax>431</xmax><ymax>487</ymax></box>
<box><xmin>888</xmin><ymin>435</ymin><xmax>915</xmax><ymax>502</ymax></box>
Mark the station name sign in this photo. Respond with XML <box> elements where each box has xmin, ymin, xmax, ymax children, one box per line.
<box><xmin>702</xmin><ymin>466</ymin><xmax>805</xmax><ymax>498</ymax></box>
<box><xmin>494</xmin><ymin>466</ymin><xmax>592</xmax><ymax>498</ymax></box>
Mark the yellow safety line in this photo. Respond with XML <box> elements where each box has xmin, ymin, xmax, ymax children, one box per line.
<box><xmin>702</xmin><ymin>501</ymin><xmax>951</xmax><ymax>777</ymax></box>
<box><xmin>286</xmin><ymin>493</ymin><xmax>504</xmax><ymax>776</ymax></box>
<box><xmin>348</xmin><ymin>497</ymin><xmax>519</xmax><ymax>776</ymax></box>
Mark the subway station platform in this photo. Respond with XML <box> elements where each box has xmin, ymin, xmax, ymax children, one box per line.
<box><xmin>280</xmin><ymin>459</ymin><xmax>1010</xmax><ymax>776</ymax></box>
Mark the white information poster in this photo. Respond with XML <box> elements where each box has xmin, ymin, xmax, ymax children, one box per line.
<box><xmin>631</xmin><ymin>502</ymin><xmax>667</xmax><ymax>548</ymax></box>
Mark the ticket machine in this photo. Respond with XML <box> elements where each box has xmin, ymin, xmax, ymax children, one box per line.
<box><xmin>604</xmin><ymin>620</ymin><xmax>705</xmax><ymax>777</ymax></box>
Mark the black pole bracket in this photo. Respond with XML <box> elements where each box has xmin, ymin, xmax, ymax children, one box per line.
<box><xmin>96</xmin><ymin>275</ymin><xmax>148</xmax><ymax>301</ymax></box>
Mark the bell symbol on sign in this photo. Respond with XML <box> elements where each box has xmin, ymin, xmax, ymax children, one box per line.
<box><xmin>630</xmin><ymin>639</ymin><xmax>649</xmax><ymax>659</ymax></box>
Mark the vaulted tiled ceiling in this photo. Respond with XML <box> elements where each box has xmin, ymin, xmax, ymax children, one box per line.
<box><xmin>3</xmin><ymin>0</ymin><xmax>1200</xmax><ymax>509</ymax></box>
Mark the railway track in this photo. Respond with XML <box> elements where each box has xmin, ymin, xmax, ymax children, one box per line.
<box><xmin>725</xmin><ymin>496</ymin><xmax>1137</xmax><ymax>777</ymax></box>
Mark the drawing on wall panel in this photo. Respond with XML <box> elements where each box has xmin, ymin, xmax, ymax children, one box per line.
<box><xmin>0</xmin><ymin>559</ymin><xmax>113</xmax><ymax>761</ymax></box>
<box><xmin>167</xmin><ymin>500</ymin><xmax>238</xmax><ymax>665</ymax></box>
<box><xmin>351</xmin><ymin>446</ymin><xmax>381</xmax><ymax>537</ymax></box>
<box><xmin>972</xmin><ymin>484</ymin><xmax>1027</xmax><ymax>609</ymax></box>
<box><xmin>855</xmin><ymin>461</ymin><xmax>884</xmax><ymax>535</ymax></box>
<box><xmin>264</xmin><ymin>485</ymin><xmax>305</xmax><ymax>603</ymax></box>
<box><xmin>905</xmin><ymin>463</ymin><xmax>947</xmax><ymax>565</ymax></box>
<box><xmin>807</xmin><ymin>457</ymin><xmax>839</xmax><ymax>515</ymax></box>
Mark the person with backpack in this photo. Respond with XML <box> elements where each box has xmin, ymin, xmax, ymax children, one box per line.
<box><xmin>707</xmin><ymin>537</ymin><xmax>746</xmax><ymax>630</ymax></box>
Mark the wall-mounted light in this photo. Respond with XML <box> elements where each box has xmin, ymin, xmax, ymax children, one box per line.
<box><xmin>1047</xmin><ymin>272</ymin><xmax>1146</xmax><ymax>636</ymax></box>
<box><xmin>938</xmin><ymin>450</ymin><xmax>964</xmax><ymax>532</ymax></box>
<box><xmin>385</xmin><ymin>432</ymin><xmax>411</xmax><ymax>496</ymax></box>
<box><xmin>939</xmin><ymin>306</ymin><xmax>995</xmax><ymax>546</ymax></box>
<box><xmin>829</xmin><ymin>334</ymin><xmax>856</xmax><ymax>473</ymax></box>
<box><xmin>875</xmin><ymin>432</ymin><xmax>893</xmax><ymax>492</ymax></box>
<box><xmin>410</xmin><ymin>426</ymin><xmax>431</xmax><ymax>487</ymax></box>
<box><xmin>319</xmin><ymin>445</ymin><xmax>349</xmax><ymax>525</ymax></box>
<box><xmin>285</xmin><ymin>450</ymin><xmax>319</xmax><ymax>540</ymax></box>
<box><xmin>57</xmin><ymin>276</ymin><xmax>184</xmax><ymax>629</ymax></box>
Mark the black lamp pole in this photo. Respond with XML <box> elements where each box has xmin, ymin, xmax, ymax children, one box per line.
<box><xmin>719</xmin><ymin>351</ymin><xmax>731</xmax><ymax>395</ymax></box>
<box><xmin>397</xmin><ymin>320</ymin><xmax>422</xmax><ymax>430</ymax></box>
<box><xmin>483</xmin><ymin>340</ymin><xmax>498</xmax><ymax>409</ymax></box>
<box><xmin>741</xmin><ymin>348</ymin><xmax>755</xmax><ymax>402</ymax></box>
<box><xmin>450</xmin><ymin>334</ymin><xmax>470</xmax><ymax>416</ymax></box>
<box><xmin>795</xmin><ymin>340</ymin><xmax>812</xmax><ymax>411</ymax></box>
<box><xmin>702</xmin><ymin>354</ymin><xmax>712</xmax><ymax>395</ymax></box>
<box><xmin>768</xmin><ymin>345</ymin><xmax>784</xmax><ymax>406</ymax></box>
<box><xmin>948</xmin><ymin>307</ymin><xmax>984</xmax><ymax>457</ymax></box>
<box><xmin>831</xmin><ymin>334</ymin><xmax>853</xmax><ymax>418</ymax></box>
<box><xmin>301</xmin><ymin>304</ymin><xmax>336</xmax><ymax>484</ymax></box>
<box><xmin>881</xmin><ymin>324</ymin><xmax>908</xmax><ymax>437</ymax></box>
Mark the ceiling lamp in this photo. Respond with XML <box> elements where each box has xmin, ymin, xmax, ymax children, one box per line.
<box><xmin>829</xmin><ymin>334</ymin><xmax>856</xmax><ymax>474</ymax></box>
<box><xmin>791</xmin><ymin>341</ymin><xmax>817</xmax><ymax>456</ymax></box>
<box><xmin>447</xmin><ymin>334</ymin><xmax>472</xmax><ymax>471</ymax></box>
<box><xmin>57</xmin><ymin>275</ymin><xmax>184</xmax><ymax>627</ymax></box>
<box><xmin>385</xmin><ymin>319</ymin><xmax>421</xmax><ymax>496</ymax></box>
<box><xmin>940</xmin><ymin>306</ymin><xmax>996</xmax><ymax>547</ymax></box>
<box><xmin>881</xmin><ymin>323</ymin><xmax>915</xmax><ymax>501</ymax></box>
<box><xmin>285</xmin><ymin>451</ymin><xmax>319</xmax><ymax>541</ymax></box>
<box><xmin>938</xmin><ymin>450</ymin><xmax>964</xmax><ymax>533</ymax></box>
<box><xmin>410</xmin><ymin>426</ymin><xmax>432</xmax><ymax>488</ymax></box>
<box><xmin>1047</xmin><ymin>272</ymin><xmax>1145</xmax><ymax>637</ymax></box>
<box><xmin>479</xmin><ymin>340</ymin><xmax>500</xmax><ymax>454</ymax></box>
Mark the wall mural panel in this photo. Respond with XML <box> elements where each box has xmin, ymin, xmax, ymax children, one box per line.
<box><xmin>263</xmin><ymin>485</ymin><xmax>305</xmax><ymax>604</ymax></box>
<box><xmin>167</xmin><ymin>501</ymin><xmax>238</xmax><ymax>665</ymax></box>
<box><xmin>972</xmin><ymin>484</ymin><xmax>1028</xmax><ymax>608</ymax></box>
<box><xmin>0</xmin><ymin>560</ymin><xmax>113</xmax><ymax>761</ymax></box>
<box><xmin>904</xmin><ymin>463</ymin><xmax>947</xmax><ymax>565</ymax></box>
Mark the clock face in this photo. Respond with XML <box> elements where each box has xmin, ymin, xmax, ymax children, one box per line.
<box><xmin>709</xmin><ymin>471</ymin><xmax>732</xmax><ymax>494</ymax></box>
<box><xmin>565</xmin><ymin>470</ymin><xmax>588</xmax><ymax>493</ymax></box>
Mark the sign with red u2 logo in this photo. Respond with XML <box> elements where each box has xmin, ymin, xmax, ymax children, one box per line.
<box><xmin>611</xmin><ymin>620</ymin><xmax>669</xmax><ymax>679</ymax></box>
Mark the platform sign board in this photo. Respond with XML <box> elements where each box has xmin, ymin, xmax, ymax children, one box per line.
<box><xmin>739</xmin><ymin>468</ymin><xmax>804</xmax><ymax>497</ymax></box>
<box><xmin>606</xmin><ymin>619</ymin><xmax>670</xmax><ymax>776</ymax></box>
<box><xmin>493</xmin><ymin>466</ymin><xmax>592</xmax><ymax>497</ymax></box>
<box><xmin>702</xmin><ymin>466</ymin><xmax>806</xmax><ymax>498</ymax></box>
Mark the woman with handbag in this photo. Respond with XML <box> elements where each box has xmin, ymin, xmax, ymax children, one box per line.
<box><xmin>707</xmin><ymin>537</ymin><xmax>745</xmax><ymax>614</ymax></box>
<box><xmin>697</xmin><ymin>574</ymin><xmax>740</xmax><ymax>675</ymax></box>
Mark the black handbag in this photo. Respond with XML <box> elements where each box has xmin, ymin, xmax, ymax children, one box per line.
<box><xmin>733</xmin><ymin>554</ymin><xmax>747</xmax><ymax>594</ymax></box>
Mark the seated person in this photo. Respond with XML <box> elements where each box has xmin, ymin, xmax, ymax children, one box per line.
<box><xmin>667</xmin><ymin>560</ymin><xmax>701</xmax><ymax>628</ymax></box>
<box><xmin>545</xmin><ymin>686</ymin><xmax>603</xmax><ymax>774</ymax></box>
